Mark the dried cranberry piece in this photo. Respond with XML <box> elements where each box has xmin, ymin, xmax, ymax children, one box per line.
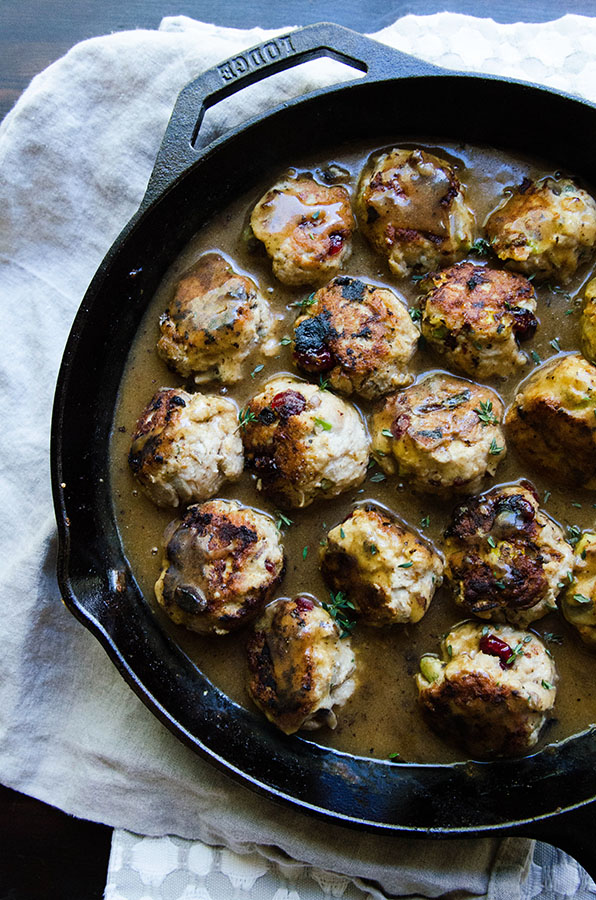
<box><xmin>295</xmin><ymin>346</ymin><xmax>333</xmax><ymax>373</ymax></box>
<box><xmin>252</xmin><ymin>455</ymin><xmax>279</xmax><ymax>480</ymax></box>
<box><xmin>511</xmin><ymin>308</ymin><xmax>538</xmax><ymax>342</ymax></box>
<box><xmin>294</xmin><ymin>595</ymin><xmax>314</xmax><ymax>612</ymax></box>
<box><xmin>265</xmin><ymin>560</ymin><xmax>277</xmax><ymax>574</ymax></box>
<box><xmin>270</xmin><ymin>390</ymin><xmax>306</xmax><ymax>419</ymax></box>
<box><xmin>479</xmin><ymin>633</ymin><xmax>513</xmax><ymax>669</ymax></box>
<box><xmin>327</xmin><ymin>233</ymin><xmax>344</xmax><ymax>256</ymax></box>
<box><xmin>391</xmin><ymin>414</ymin><xmax>411</xmax><ymax>439</ymax></box>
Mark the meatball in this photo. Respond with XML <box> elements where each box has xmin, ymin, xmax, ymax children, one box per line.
<box><xmin>355</xmin><ymin>148</ymin><xmax>474</xmax><ymax>278</ymax></box>
<box><xmin>154</xmin><ymin>500</ymin><xmax>284</xmax><ymax>635</ymax></box>
<box><xmin>240</xmin><ymin>377</ymin><xmax>369</xmax><ymax>508</ymax></box>
<box><xmin>580</xmin><ymin>277</ymin><xmax>596</xmax><ymax>364</ymax></box>
<box><xmin>250</xmin><ymin>174</ymin><xmax>354</xmax><ymax>286</ymax></box>
<box><xmin>416</xmin><ymin>621</ymin><xmax>557</xmax><ymax>758</ymax></box>
<box><xmin>128</xmin><ymin>388</ymin><xmax>243</xmax><ymax>508</ymax></box>
<box><xmin>561</xmin><ymin>532</ymin><xmax>596</xmax><ymax>650</ymax></box>
<box><xmin>157</xmin><ymin>252</ymin><xmax>274</xmax><ymax>384</ymax></box>
<box><xmin>320</xmin><ymin>505</ymin><xmax>444</xmax><ymax>626</ymax></box>
<box><xmin>246</xmin><ymin>595</ymin><xmax>356</xmax><ymax>734</ymax></box>
<box><xmin>505</xmin><ymin>353</ymin><xmax>596</xmax><ymax>488</ymax></box>
<box><xmin>371</xmin><ymin>373</ymin><xmax>506</xmax><ymax>495</ymax></box>
<box><xmin>444</xmin><ymin>482</ymin><xmax>573</xmax><ymax>627</ymax></box>
<box><xmin>293</xmin><ymin>275</ymin><xmax>420</xmax><ymax>399</ymax></box>
<box><xmin>485</xmin><ymin>176</ymin><xmax>596</xmax><ymax>282</ymax></box>
<box><xmin>419</xmin><ymin>262</ymin><xmax>538</xmax><ymax>378</ymax></box>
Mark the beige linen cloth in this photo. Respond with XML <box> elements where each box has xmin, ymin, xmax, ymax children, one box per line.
<box><xmin>2</xmin><ymin>12</ymin><xmax>596</xmax><ymax>899</ymax></box>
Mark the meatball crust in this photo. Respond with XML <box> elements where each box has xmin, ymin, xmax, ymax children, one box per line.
<box><xmin>293</xmin><ymin>275</ymin><xmax>420</xmax><ymax>399</ymax></box>
<box><xmin>246</xmin><ymin>595</ymin><xmax>356</xmax><ymax>734</ymax></box>
<box><xmin>419</xmin><ymin>262</ymin><xmax>538</xmax><ymax>378</ymax></box>
<box><xmin>320</xmin><ymin>505</ymin><xmax>444</xmax><ymax>626</ymax></box>
<box><xmin>485</xmin><ymin>176</ymin><xmax>596</xmax><ymax>282</ymax></box>
<box><xmin>128</xmin><ymin>388</ymin><xmax>243</xmax><ymax>508</ymax></box>
<box><xmin>355</xmin><ymin>148</ymin><xmax>474</xmax><ymax>278</ymax></box>
<box><xmin>371</xmin><ymin>373</ymin><xmax>506</xmax><ymax>495</ymax></box>
<box><xmin>416</xmin><ymin>621</ymin><xmax>557</xmax><ymax>758</ymax></box>
<box><xmin>250</xmin><ymin>174</ymin><xmax>354</xmax><ymax>286</ymax></box>
<box><xmin>444</xmin><ymin>483</ymin><xmax>573</xmax><ymax>627</ymax></box>
<box><xmin>241</xmin><ymin>377</ymin><xmax>369</xmax><ymax>509</ymax></box>
<box><xmin>154</xmin><ymin>500</ymin><xmax>285</xmax><ymax>635</ymax></box>
<box><xmin>561</xmin><ymin>532</ymin><xmax>596</xmax><ymax>650</ymax></box>
<box><xmin>580</xmin><ymin>277</ymin><xmax>596</xmax><ymax>364</ymax></box>
<box><xmin>156</xmin><ymin>252</ymin><xmax>274</xmax><ymax>384</ymax></box>
<box><xmin>505</xmin><ymin>353</ymin><xmax>596</xmax><ymax>488</ymax></box>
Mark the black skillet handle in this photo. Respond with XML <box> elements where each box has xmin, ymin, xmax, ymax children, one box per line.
<box><xmin>142</xmin><ymin>22</ymin><xmax>443</xmax><ymax>208</ymax></box>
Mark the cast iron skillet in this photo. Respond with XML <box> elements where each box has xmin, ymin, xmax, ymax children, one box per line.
<box><xmin>52</xmin><ymin>22</ymin><xmax>596</xmax><ymax>873</ymax></box>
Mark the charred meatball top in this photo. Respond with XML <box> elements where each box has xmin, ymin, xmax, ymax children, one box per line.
<box><xmin>485</xmin><ymin>176</ymin><xmax>596</xmax><ymax>282</ymax></box>
<box><xmin>157</xmin><ymin>252</ymin><xmax>274</xmax><ymax>384</ymax></box>
<box><xmin>250</xmin><ymin>174</ymin><xmax>354</xmax><ymax>286</ymax></box>
<box><xmin>246</xmin><ymin>595</ymin><xmax>357</xmax><ymax>734</ymax></box>
<box><xmin>154</xmin><ymin>499</ymin><xmax>285</xmax><ymax>635</ymax></box>
<box><xmin>293</xmin><ymin>275</ymin><xmax>420</xmax><ymax>399</ymax></box>
<box><xmin>320</xmin><ymin>505</ymin><xmax>443</xmax><ymax>627</ymax></box>
<box><xmin>444</xmin><ymin>482</ymin><xmax>573</xmax><ymax>627</ymax></box>
<box><xmin>416</xmin><ymin>621</ymin><xmax>557</xmax><ymax>758</ymax></box>
<box><xmin>419</xmin><ymin>262</ymin><xmax>538</xmax><ymax>379</ymax></box>
<box><xmin>505</xmin><ymin>352</ymin><xmax>596</xmax><ymax>489</ymax></box>
<box><xmin>355</xmin><ymin>148</ymin><xmax>474</xmax><ymax>278</ymax></box>
<box><xmin>128</xmin><ymin>388</ymin><xmax>243</xmax><ymax>508</ymax></box>
<box><xmin>241</xmin><ymin>377</ymin><xmax>369</xmax><ymax>509</ymax></box>
<box><xmin>371</xmin><ymin>373</ymin><xmax>506</xmax><ymax>495</ymax></box>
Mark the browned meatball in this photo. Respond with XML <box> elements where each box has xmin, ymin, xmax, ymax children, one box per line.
<box><xmin>505</xmin><ymin>353</ymin><xmax>596</xmax><ymax>488</ymax></box>
<box><xmin>246</xmin><ymin>595</ymin><xmax>356</xmax><ymax>734</ymax></box>
<box><xmin>128</xmin><ymin>388</ymin><xmax>243</xmax><ymax>508</ymax></box>
<box><xmin>419</xmin><ymin>262</ymin><xmax>538</xmax><ymax>378</ymax></box>
<box><xmin>292</xmin><ymin>275</ymin><xmax>419</xmax><ymax>398</ymax></box>
<box><xmin>154</xmin><ymin>500</ymin><xmax>285</xmax><ymax>635</ymax></box>
<box><xmin>250</xmin><ymin>174</ymin><xmax>354</xmax><ymax>285</ymax></box>
<box><xmin>157</xmin><ymin>253</ymin><xmax>274</xmax><ymax>384</ymax></box>
<box><xmin>485</xmin><ymin>176</ymin><xmax>596</xmax><ymax>282</ymax></box>
<box><xmin>240</xmin><ymin>377</ymin><xmax>369</xmax><ymax>509</ymax></box>
<box><xmin>371</xmin><ymin>373</ymin><xmax>506</xmax><ymax>495</ymax></box>
<box><xmin>444</xmin><ymin>482</ymin><xmax>573</xmax><ymax>627</ymax></box>
<box><xmin>416</xmin><ymin>621</ymin><xmax>557</xmax><ymax>758</ymax></box>
<box><xmin>320</xmin><ymin>505</ymin><xmax>443</xmax><ymax>626</ymax></box>
<box><xmin>355</xmin><ymin>148</ymin><xmax>474</xmax><ymax>277</ymax></box>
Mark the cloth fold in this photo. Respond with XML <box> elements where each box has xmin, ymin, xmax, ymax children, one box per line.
<box><xmin>2</xmin><ymin>11</ymin><xmax>596</xmax><ymax>899</ymax></box>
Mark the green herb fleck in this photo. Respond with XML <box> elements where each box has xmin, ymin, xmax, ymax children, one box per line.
<box><xmin>250</xmin><ymin>364</ymin><xmax>264</xmax><ymax>378</ymax></box>
<box><xmin>323</xmin><ymin>589</ymin><xmax>357</xmax><ymax>637</ymax></box>
<box><xmin>544</xmin><ymin>491</ymin><xmax>551</xmax><ymax>503</ymax></box>
<box><xmin>388</xmin><ymin>752</ymin><xmax>401</xmax><ymax>760</ymax></box>
<box><xmin>567</xmin><ymin>525</ymin><xmax>582</xmax><ymax>546</ymax></box>
<box><xmin>542</xmin><ymin>680</ymin><xmax>554</xmax><ymax>690</ymax></box>
<box><xmin>340</xmin><ymin>527</ymin><xmax>346</xmax><ymax>539</ymax></box>
<box><xmin>487</xmin><ymin>536</ymin><xmax>496</xmax><ymax>548</ymax></box>
<box><xmin>550</xmin><ymin>337</ymin><xmax>561</xmax><ymax>352</ymax></box>
<box><xmin>470</xmin><ymin>237</ymin><xmax>491</xmax><ymax>256</ymax></box>
<box><xmin>302</xmin><ymin>546</ymin><xmax>308</xmax><ymax>560</ymax></box>
<box><xmin>419</xmin><ymin>515</ymin><xmax>430</xmax><ymax>529</ymax></box>
<box><xmin>238</xmin><ymin>407</ymin><xmax>258</xmax><ymax>429</ymax></box>
<box><xmin>318</xmin><ymin>375</ymin><xmax>330</xmax><ymax>391</ymax></box>
<box><xmin>531</xmin><ymin>350</ymin><xmax>542</xmax><ymax>364</ymax></box>
<box><xmin>489</xmin><ymin>438</ymin><xmax>504</xmax><ymax>455</ymax></box>
<box><xmin>474</xmin><ymin>400</ymin><xmax>499</xmax><ymax>426</ymax></box>
<box><xmin>280</xmin><ymin>336</ymin><xmax>292</xmax><ymax>346</ymax></box>
<box><xmin>314</xmin><ymin>417</ymin><xmax>332</xmax><ymax>431</ymax></box>
<box><xmin>370</xmin><ymin>472</ymin><xmax>386</xmax><ymax>483</ymax></box>
<box><xmin>382</xmin><ymin>428</ymin><xmax>394</xmax><ymax>438</ymax></box>
<box><xmin>399</xmin><ymin>561</ymin><xmax>414</xmax><ymax>568</ymax></box>
<box><xmin>574</xmin><ymin>593</ymin><xmax>592</xmax><ymax>604</ymax></box>
<box><xmin>275</xmin><ymin>511</ymin><xmax>293</xmax><ymax>531</ymax></box>
<box><xmin>409</xmin><ymin>307</ymin><xmax>422</xmax><ymax>322</ymax></box>
<box><xmin>542</xmin><ymin>632</ymin><xmax>563</xmax><ymax>645</ymax></box>
<box><xmin>367</xmin><ymin>543</ymin><xmax>378</xmax><ymax>555</ymax></box>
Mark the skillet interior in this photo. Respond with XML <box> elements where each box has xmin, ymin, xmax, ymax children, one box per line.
<box><xmin>52</xmin><ymin>25</ymin><xmax>596</xmax><ymax>844</ymax></box>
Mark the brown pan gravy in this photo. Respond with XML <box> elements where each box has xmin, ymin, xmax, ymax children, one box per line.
<box><xmin>110</xmin><ymin>141</ymin><xmax>596</xmax><ymax>763</ymax></box>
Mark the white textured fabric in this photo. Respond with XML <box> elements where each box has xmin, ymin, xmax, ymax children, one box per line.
<box><xmin>1</xmin><ymin>11</ymin><xmax>596</xmax><ymax>899</ymax></box>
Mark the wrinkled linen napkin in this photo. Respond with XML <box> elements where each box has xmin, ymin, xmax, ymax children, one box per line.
<box><xmin>2</xmin><ymin>11</ymin><xmax>596</xmax><ymax>899</ymax></box>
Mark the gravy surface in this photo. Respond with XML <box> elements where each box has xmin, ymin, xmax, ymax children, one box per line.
<box><xmin>110</xmin><ymin>140</ymin><xmax>596</xmax><ymax>763</ymax></box>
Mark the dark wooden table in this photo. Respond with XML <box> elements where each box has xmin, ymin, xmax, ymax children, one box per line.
<box><xmin>1</xmin><ymin>1</ymin><xmax>593</xmax><ymax>897</ymax></box>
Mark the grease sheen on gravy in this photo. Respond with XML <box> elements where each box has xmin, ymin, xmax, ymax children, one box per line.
<box><xmin>110</xmin><ymin>140</ymin><xmax>596</xmax><ymax>763</ymax></box>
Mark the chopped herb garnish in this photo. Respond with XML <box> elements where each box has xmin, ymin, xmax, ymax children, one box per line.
<box><xmin>275</xmin><ymin>511</ymin><xmax>293</xmax><ymax>531</ymax></box>
<box><xmin>572</xmin><ymin>502</ymin><xmax>582</xmax><ymax>508</ymax></box>
<box><xmin>543</xmin><ymin>632</ymin><xmax>563</xmax><ymax>645</ymax></box>
<box><xmin>312</xmin><ymin>210</ymin><xmax>321</xmax><ymax>220</ymax></box>
<box><xmin>367</xmin><ymin>543</ymin><xmax>378</xmax><ymax>555</ymax></box>
<box><xmin>370</xmin><ymin>472</ymin><xmax>386</xmax><ymax>483</ymax></box>
<box><xmin>340</xmin><ymin>527</ymin><xmax>346</xmax><ymax>539</ymax></box>
<box><xmin>302</xmin><ymin>546</ymin><xmax>308</xmax><ymax>560</ymax></box>
<box><xmin>399</xmin><ymin>561</ymin><xmax>413</xmax><ymax>568</ymax></box>
<box><xmin>382</xmin><ymin>428</ymin><xmax>394</xmax><ymax>438</ymax></box>
<box><xmin>238</xmin><ymin>407</ymin><xmax>258</xmax><ymax>429</ymax></box>
<box><xmin>388</xmin><ymin>752</ymin><xmax>401</xmax><ymax>760</ymax></box>
<box><xmin>567</xmin><ymin>525</ymin><xmax>582</xmax><ymax>546</ymax></box>
<box><xmin>494</xmin><ymin>579</ymin><xmax>506</xmax><ymax>590</ymax></box>
<box><xmin>318</xmin><ymin>375</ymin><xmax>330</xmax><ymax>391</ymax></box>
<box><xmin>419</xmin><ymin>515</ymin><xmax>430</xmax><ymax>529</ymax></box>
<box><xmin>550</xmin><ymin>337</ymin><xmax>561</xmax><ymax>352</ymax></box>
<box><xmin>280</xmin><ymin>336</ymin><xmax>292</xmax><ymax>346</ymax></box>
<box><xmin>411</xmin><ymin>274</ymin><xmax>425</xmax><ymax>283</ymax></box>
<box><xmin>487</xmin><ymin>536</ymin><xmax>496</xmax><ymax>548</ymax></box>
<box><xmin>323</xmin><ymin>589</ymin><xmax>357</xmax><ymax>637</ymax></box>
<box><xmin>292</xmin><ymin>292</ymin><xmax>316</xmax><ymax>309</ymax></box>
<box><xmin>531</xmin><ymin>350</ymin><xmax>542</xmax><ymax>364</ymax></box>
<box><xmin>250</xmin><ymin>364</ymin><xmax>264</xmax><ymax>378</ymax></box>
<box><xmin>470</xmin><ymin>237</ymin><xmax>491</xmax><ymax>256</ymax></box>
<box><xmin>489</xmin><ymin>438</ymin><xmax>504</xmax><ymax>455</ymax></box>
<box><xmin>574</xmin><ymin>593</ymin><xmax>592</xmax><ymax>604</ymax></box>
<box><xmin>542</xmin><ymin>680</ymin><xmax>554</xmax><ymax>690</ymax></box>
<box><xmin>544</xmin><ymin>490</ymin><xmax>551</xmax><ymax>503</ymax></box>
<box><xmin>474</xmin><ymin>400</ymin><xmax>499</xmax><ymax>426</ymax></box>
<box><xmin>314</xmin><ymin>417</ymin><xmax>332</xmax><ymax>431</ymax></box>
<box><xmin>408</xmin><ymin>307</ymin><xmax>422</xmax><ymax>322</ymax></box>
